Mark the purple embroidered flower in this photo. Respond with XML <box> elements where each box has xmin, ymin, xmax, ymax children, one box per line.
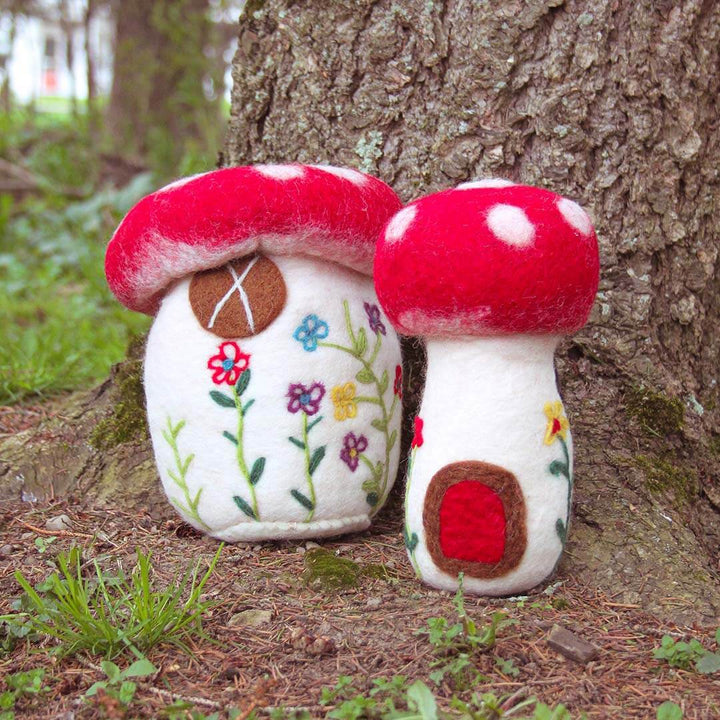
<box><xmin>364</xmin><ymin>302</ymin><xmax>386</xmax><ymax>336</ymax></box>
<box><xmin>286</xmin><ymin>382</ymin><xmax>325</xmax><ymax>416</ymax></box>
<box><xmin>293</xmin><ymin>314</ymin><xmax>329</xmax><ymax>351</ymax></box>
<box><xmin>340</xmin><ymin>432</ymin><xmax>368</xmax><ymax>472</ymax></box>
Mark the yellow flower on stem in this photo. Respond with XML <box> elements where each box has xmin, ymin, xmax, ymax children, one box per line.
<box><xmin>331</xmin><ymin>382</ymin><xmax>358</xmax><ymax>421</ymax></box>
<box><xmin>543</xmin><ymin>401</ymin><xmax>569</xmax><ymax>445</ymax></box>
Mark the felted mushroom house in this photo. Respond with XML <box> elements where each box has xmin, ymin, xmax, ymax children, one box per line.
<box><xmin>105</xmin><ymin>164</ymin><xmax>404</xmax><ymax>541</ymax></box>
<box><xmin>374</xmin><ymin>179</ymin><xmax>599</xmax><ymax>595</ymax></box>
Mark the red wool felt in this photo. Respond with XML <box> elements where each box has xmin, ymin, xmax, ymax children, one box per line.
<box><xmin>106</xmin><ymin>165</ymin><xmax>402</xmax><ymax>314</ymax></box>
<box><xmin>374</xmin><ymin>184</ymin><xmax>600</xmax><ymax>336</ymax></box>
<box><xmin>438</xmin><ymin>480</ymin><xmax>507</xmax><ymax>564</ymax></box>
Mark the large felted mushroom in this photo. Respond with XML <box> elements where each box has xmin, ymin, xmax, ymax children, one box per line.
<box><xmin>374</xmin><ymin>179</ymin><xmax>599</xmax><ymax>595</ymax></box>
<box><xmin>106</xmin><ymin>164</ymin><xmax>404</xmax><ymax>541</ymax></box>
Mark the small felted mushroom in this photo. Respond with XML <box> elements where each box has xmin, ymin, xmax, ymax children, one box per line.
<box><xmin>374</xmin><ymin>180</ymin><xmax>599</xmax><ymax>595</ymax></box>
<box><xmin>105</xmin><ymin>164</ymin><xmax>404</xmax><ymax>541</ymax></box>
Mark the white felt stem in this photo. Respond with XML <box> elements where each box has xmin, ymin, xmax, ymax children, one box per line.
<box><xmin>406</xmin><ymin>334</ymin><xmax>573</xmax><ymax>596</ymax></box>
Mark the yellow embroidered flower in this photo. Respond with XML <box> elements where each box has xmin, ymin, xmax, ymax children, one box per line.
<box><xmin>543</xmin><ymin>401</ymin><xmax>569</xmax><ymax>445</ymax></box>
<box><xmin>331</xmin><ymin>382</ymin><xmax>358</xmax><ymax>421</ymax></box>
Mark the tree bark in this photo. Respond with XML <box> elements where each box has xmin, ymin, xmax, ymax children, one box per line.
<box><xmin>223</xmin><ymin>0</ymin><xmax>720</xmax><ymax>621</ymax></box>
<box><xmin>2</xmin><ymin>0</ymin><xmax>718</xmax><ymax>624</ymax></box>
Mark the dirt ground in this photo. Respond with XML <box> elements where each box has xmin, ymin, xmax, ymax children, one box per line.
<box><xmin>1</xmin><ymin>493</ymin><xmax>719</xmax><ymax>720</ymax></box>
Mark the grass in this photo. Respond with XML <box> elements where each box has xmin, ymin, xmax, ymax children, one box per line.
<box><xmin>0</xmin><ymin>159</ymin><xmax>154</xmax><ymax>405</ymax></box>
<box><xmin>4</xmin><ymin>544</ymin><xmax>222</xmax><ymax>659</ymax></box>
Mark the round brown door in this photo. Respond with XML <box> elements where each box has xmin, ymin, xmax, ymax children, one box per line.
<box><xmin>423</xmin><ymin>460</ymin><xmax>527</xmax><ymax>579</ymax></box>
<box><xmin>189</xmin><ymin>254</ymin><xmax>287</xmax><ymax>339</ymax></box>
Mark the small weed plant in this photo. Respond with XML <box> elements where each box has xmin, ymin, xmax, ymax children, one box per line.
<box><xmin>319</xmin><ymin>674</ymin><xmax>574</xmax><ymax>719</ymax></box>
<box><xmin>0</xmin><ymin>668</ymin><xmax>48</xmax><ymax>720</ymax></box>
<box><xmin>656</xmin><ymin>702</ymin><xmax>683</xmax><ymax>720</ymax></box>
<box><xmin>416</xmin><ymin>574</ymin><xmax>513</xmax><ymax>687</ymax></box>
<box><xmin>653</xmin><ymin>629</ymin><xmax>720</xmax><ymax>674</ymax></box>
<box><xmin>85</xmin><ymin>657</ymin><xmax>157</xmax><ymax>709</ymax></box>
<box><xmin>7</xmin><ymin>544</ymin><xmax>222</xmax><ymax>659</ymax></box>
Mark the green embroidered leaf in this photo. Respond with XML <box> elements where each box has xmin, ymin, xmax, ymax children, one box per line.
<box><xmin>233</xmin><ymin>495</ymin><xmax>256</xmax><ymax>519</ymax></box>
<box><xmin>235</xmin><ymin>369</ymin><xmax>251</xmax><ymax>397</ymax></box>
<box><xmin>243</xmin><ymin>398</ymin><xmax>255</xmax><ymax>414</ymax></box>
<box><xmin>355</xmin><ymin>327</ymin><xmax>367</xmax><ymax>356</ymax></box>
<box><xmin>288</xmin><ymin>436</ymin><xmax>306</xmax><ymax>450</ymax></box>
<box><xmin>308</xmin><ymin>446</ymin><xmax>326</xmax><ymax>476</ymax></box>
<box><xmin>403</xmin><ymin>527</ymin><xmax>419</xmax><ymax>553</ymax></box>
<box><xmin>180</xmin><ymin>454</ymin><xmax>194</xmax><ymax>474</ymax></box>
<box><xmin>555</xmin><ymin>518</ymin><xmax>567</xmax><ymax>545</ymax></box>
<box><xmin>306</xmin><ymin>415</ymin><xmax>323</xmax><ymax>433</ymax></box>
<box><xmin>365</xmin><ymin>492</ymin><xmax>379</xmax><ymax>507</ymax></box>
<box><xmin>373</xmin><ymin>461</ymin><xmax>383</xmax><ymax>480</ymax></box>
<box><xmin>371</xmin><ymin>418</ymin><xmax>387</xmax><ymax>432</ymax></box>
<box><xmin>290</xmin><ymin>489</ymin><xmax>314</xmax><ymax>511</ymax></box>
<box><xmin>388</xmin><ymin>429</ymin><xmax>397</xmax><ymax>452</ymax></box>
<box><xmin>210</xmin><ymin>390</ymin><xmax>235</xmax><ymax>408</ymax></box>
<box><xmin>223</xmin><ymin>430</ymin><xmax>238</xmax><ymax>445</ymax></box>
<box><xmin>250</xmin><ymin>457</ymin><xmax>266</xmax><ymax>485</ymax></box>
<box><xmin>355</xmin><ymin>368</ymin><xmax>374</xmax><ymax>384</ymax></box>
<box><xmin>378</xmin><ymin>369</ymin><xmax>389</xmax><ymax>395</ymax></box>
<box><xmin>362</xmin><ymin>478</ymin><xmax>379</xmax><ymax>494</ymax></box>
<box><xmin>549</xmin><ymin>460</ymin><xmax>570</xmax><ymax>478</ymax></box>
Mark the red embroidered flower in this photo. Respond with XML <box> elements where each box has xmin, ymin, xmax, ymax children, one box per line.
<box><xmin>207</xmin><ymin>341</ymin><xmax>250</xmax><ymax>386</ymax></box>
<box><xmin>411</xmin><ymin>416</ymin><xmax>424</xmax><ymax>449</ymax></box>
<box><xmin>393</xmin><ymin>364</ymin><xmax>403</xmax><ymax>398</ymax></box>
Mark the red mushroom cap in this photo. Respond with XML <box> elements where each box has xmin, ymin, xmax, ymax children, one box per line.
<box><xmin>105</xmin><ymin>164</ymin><xmax>402</xmax><ymax>314</ymax></box>
<box><xmin>374</xmin><ymin>180</ymin><xmax>600</xmax><ymax>336</ymax></box>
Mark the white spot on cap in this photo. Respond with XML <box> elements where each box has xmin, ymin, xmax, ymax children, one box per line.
<box><xmin>310</xmin><ymin>165</ymin><xmax>368</xmax><ymax>185</ymax></box>
<box><xmin>398</xmin><ymin>306</ymin><xmax>492</xmax><ymax>336</ymax></box>
<box><xmin>254</xmin><ymin>164</ymin><xmax>305</xmax><ymax>181</ymax></box>
<box><xmin>384</xmin><ymin>205</ymin><xmax>417</xmax><ymax>244</ymax></box>
<box><xmin>486</xmin><ymin>204</ymin><xmax>535</xmax><ymax>247</ymax></box>
<box><xmin>457</xmin><ymin>178</ymin><xmax>516</xmax><ymax>190</ymax></box>
<box><xmin>558</xmin><ymin>197</ymin><xmax>593</xmax><ymax>236</ymax></box>
<box><xmin>157</xmin><ymin>172</ymin><xmax>209</xmax><ymax>193</ymax></box>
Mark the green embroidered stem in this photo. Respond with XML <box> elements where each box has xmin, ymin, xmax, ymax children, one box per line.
<box><xmin>301</xmin><ymin>413</ymin><xmax>316</xmax><ymax>522</ymax></box>
<box><xmin>318</xmin><ymin>300</ymin><xmax>398</xmax><ymax>514</ymax></box>
<box><xmin>403</xmin><ymin>447</ymin><xmax>421</xmax><ymax>577</ymax></box>
<box><xmin>355</xmin><ymin>395</ymin><xmax>382</xmax><ymax>405</ymax></box>
<box><xmin>549</xmin><ymin>436</ymin><xmax>572</xmax><ymax>545</ymax></box>
<box><xmin>232</xmin><ymin>384</ymin><xmax>259</xmax><ymax>520</ymax></box>
<box><xmin>162</xmin><ymin>417</ymin><xmax>209</xmax><ymax>531</ymax></box>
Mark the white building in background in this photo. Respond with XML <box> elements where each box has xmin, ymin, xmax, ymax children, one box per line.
<box><xmin>0</xmin><ymin>0</ymin><xmax>113</xmax><ymax>105</ymax></box>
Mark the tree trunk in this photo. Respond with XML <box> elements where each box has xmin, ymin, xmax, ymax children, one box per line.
<box><xmin>223</xmin><ymin>0</ymin><xmax>720</xmax><ymax>621</ymax></box>
<box><xmin>105</xmin><ymin>0</ymin><xmax>223</xmax><ymax>172</ymax></box>
<box><xmin>2</xmin><ymin>0</ymin><xmax>718</xmax><ymax>624</ymax></box>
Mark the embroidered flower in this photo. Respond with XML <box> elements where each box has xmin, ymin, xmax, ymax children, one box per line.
<box><xmin>411</xmin><ymin>416</ymin><xmax>424</xmax><ymax>449</ymax></box>
<box><xmin>364</xmin><ymin>302</ymin><xmax>386</xmax><ymax>336</ymax></box>
<box><xmin>393</xmin><ymin>365</ymin><xmax>403</xmax><ymax>398</ymax></box>
<box><xmin>331</xmin><ymin>382</ymin><xmax>358</xmax><ymax>421</ymax></box>
<box><xmin>207</xmin><ymin>341</ymin><xmax>250</xmax><ymax>386</ymax></box>
<box><xmin>340</xmin><ymin>432</ymin><xmax>368</xmax><ymax>472</ymax></box>
<box><xmin>293</xmin><ymin>314</ymin><xmax>329</xmax><ymax>351</ymax></box>
<box><xmin>543</xmin><ymin>401</ymin><xmax>569</xmax><ymax>445</ymax></box>
<box><xmin>286</xmin><ymin>382</ymin><xmax>325</xmax><ymax>416</ymax></box>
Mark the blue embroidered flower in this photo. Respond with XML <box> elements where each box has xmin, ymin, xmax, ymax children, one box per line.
<box><xmin>293</xmin><ymin>314</ymin><xmax>329</xmax><ymax>351</ymax></box>
<box><xmin>364</xmin><ymin>302</ymin><xmax>386</xmax><ymax>336</ymax></box>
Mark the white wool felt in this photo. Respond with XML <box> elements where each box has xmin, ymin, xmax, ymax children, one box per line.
<box><xmin>145</xmin><ymin>255</ymin><xmax>403</xmax><ymax>541</ymax></box>
<box><xmin>405</xmin><ymin>335</ymin><xmax>574</xmax><ymax>596</ymax></box>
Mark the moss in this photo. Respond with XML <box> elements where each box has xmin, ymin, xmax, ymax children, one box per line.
<box><xmin>709</xmin><ymin>435</ymin><xmax>720</xmax><ymax>457</ymax></box>
<box><xmin>303</xmin><ymin>549</ymin><xmax>361</xmax><ymax>590</ymax></box>
<box><xmin>90</xmin><ymin>359</ymin><xmax>148</xmax><ymax>451</ymax></box>
<box><xmin>302</xmin><ymin>549</ymin><xmax>396</xmax><ymax>591</ymax></box>
<box><xmin>633</xmin><ymin>454</ymin><xmax>698</xmax><ymax>506</ymax></box>
<box><xmin>625</xmin><ymin>385</ymin><xmax>684</xmax><ymax>436</ymax></box>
